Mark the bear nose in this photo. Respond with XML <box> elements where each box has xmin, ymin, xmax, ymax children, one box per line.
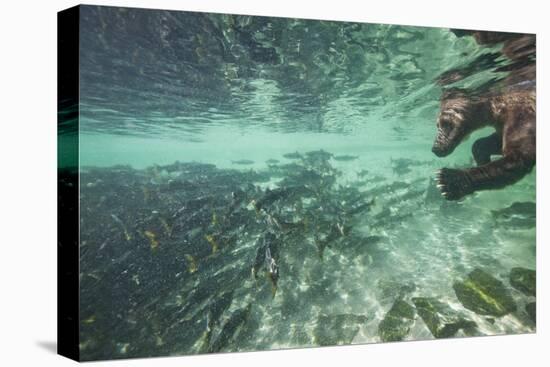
<box><xmin>432</xmin><ymin>145</ymin><xmax>445</xmax><ymax>157</ymax></box>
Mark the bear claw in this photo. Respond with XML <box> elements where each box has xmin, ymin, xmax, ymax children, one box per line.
<box><xmin>435</xmin><ymin>168</ymin><xmax>472</xmax><ymax>201</ymax></box>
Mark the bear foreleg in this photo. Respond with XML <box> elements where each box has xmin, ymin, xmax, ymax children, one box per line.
<box><xmin>472</xmin><ymin>132</ymin><xmax>502</xmax><ymax>166</ymax></box>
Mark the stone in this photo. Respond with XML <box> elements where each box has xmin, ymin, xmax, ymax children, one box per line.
<box><xmin>453</xmin><ymin>268</ymin><xmax>516</xmax><ymax>317</ymax></box>
<box><xmin>378</xmin><ymin>299</ymin><xmax>416</xmax><ymax>342</ymax></box>
<box><xmin>412</xmin><ymin>297</ymin><xmax>477</xmax><ymax>338</ymax></box>
<box><xmin>509</xmin><ymin>267</ymin><xmax>536</xmax><ymax>297</ymax></box>
<box><xmin>525</xmin><ymin>302</ymin><xmax>536</xmax><ymax>324</ymax></box>
<box><xmin>313</xmin><ymin>314</ymin><xmax>368</xmax><ymax>346</ymax></box>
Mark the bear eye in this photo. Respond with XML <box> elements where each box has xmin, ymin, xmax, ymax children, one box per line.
<box><xmin>439</xmin><ymin>117</ymin><xmax>452</xmax><ymax>130</ymax></box>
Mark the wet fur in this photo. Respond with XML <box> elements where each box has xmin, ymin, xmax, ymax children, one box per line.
<box><xmin>433</xmin><ymin>88</ymin><xmax>536</xmax><ymax>200</ymax></box>
<box><xmin>432</xmin><ymin>31</ymin><xmax>535</xmax><ymax>200</ymax></box>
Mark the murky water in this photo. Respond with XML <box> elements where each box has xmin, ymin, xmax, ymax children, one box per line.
<box><xmin>59</xmin><ymin>5</ymin><xmax>536</xmax><ymax>361</ymax></box>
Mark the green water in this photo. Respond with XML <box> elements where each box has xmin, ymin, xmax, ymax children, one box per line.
<box><xmin>63</xmin><ymin>5</ymin><xmax>536</xmax><ymax>361</ymax></box>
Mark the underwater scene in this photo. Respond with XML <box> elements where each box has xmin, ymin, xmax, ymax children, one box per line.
<box><xmin>58</xmin><ymin>5</ymin><xmax>536</xmax><ymax>361</ymax></box>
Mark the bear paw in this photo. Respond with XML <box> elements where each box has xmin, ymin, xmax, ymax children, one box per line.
<box><xmin>435</xmin><ymin>168</ymin><xmax>473</xmax><ymax>201</ymax></box>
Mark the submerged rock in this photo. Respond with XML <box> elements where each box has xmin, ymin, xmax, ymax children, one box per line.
<box><xmin>509</xmin><ymin>267</ymin><xmax>536</xmax><ymax>297</ymax></box>
<box><xmin>377</xmin><ymin>279</ymin><xmax>416</xmax><ymax>304</ymax></box>
<box><xmin>453</xmin><ymin>268</ymin><xmax>517</xmax><ymax>317</ymax></box>
<box><xmin>313</xmin><ymin>314</ymin><xmax>368</xmax><ymax>346</ymax></box>
<box><xmin>525</xmin><ymin>302</ymin><xmax>536</xmax><ymax>324</ymax></box>
<box><xmin>378</xmin><ymin>299</ymin><xmax>416</xmax><ymax>342</ymax></box>
<box><xmin>412</xmin><ymin>297</ymin><xmax>477</xmax><ymax>338</ymax></box>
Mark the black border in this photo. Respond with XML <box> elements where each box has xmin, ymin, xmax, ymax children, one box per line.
<box><xmin>57</xmin><ymin>5</ymin><xmax>80</xmax><ymax>362</ymax></box>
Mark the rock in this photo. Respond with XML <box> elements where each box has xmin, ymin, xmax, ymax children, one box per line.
<box><xmin>509</xmin><ymin>267</ymin><xmax>536</xmax><ymax>297</ymax></box>
<box><xmin>377</xmin><ymin>279</ymin><xmax>416</xmax><ymax>304</ymax></box>
<box><xmin>412</xmin><ymin>297</ymin><xmax>477</xmax><ymax>338</ymax></box>
<box><xmin>378</xmin><ymin>299</ymin><xmax>416</xmax><ymax>342</ymax></box>
<box><xmin>453</xmin><ymin>268</ymin><xmax>517</xmax><ymax>317</ymax></box>
<box><xmin>525</xmin><ymin>302</ymin><xmax>536</xmax><ymax>324</ymax></box>
<box><xmin>313</xmin><ymin>314</ymin><xmax>368</xmax><ymax>346</ymax></box>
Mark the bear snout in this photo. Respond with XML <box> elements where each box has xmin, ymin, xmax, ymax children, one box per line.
<box><xmin>432</xmin><ymin>132</ymin><xmax>452</xmax><ymax>157</ymax></box>
<box><xmin>432</xmin><ymin>144</ymin><xmax>448</xmax><ymax>157</ymax></box>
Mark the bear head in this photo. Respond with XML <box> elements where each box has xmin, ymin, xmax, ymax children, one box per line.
<box><xmin>432</xmin><ymin>88</ymin><xmax>485</xmax><ymax>157</ymax></box>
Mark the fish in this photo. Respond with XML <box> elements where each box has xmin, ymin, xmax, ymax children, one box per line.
<box><xmin>265</xmin><ymin>213</ymin><xmax>305</xmax><ymax>233</ymax></box>
<box><xmin>205</xmin><ymin>234</ymin><xmax>219</xmax><ymax>254</ymax></box>
<box><xmin>197</xmin><ymin>291</ymin><xmax>236</xmax><ymax>353</ymax></box>
<box><xmin>231</xmin><ymin>159</ymin><xmax>255</xmax><ymax>165</ymax></box>
<box><xmin>315</xmin><ymin>221</ymin><xmax>349</xmax><ymax>259</ymax></box>
<box><xmin>366</xmin><ymin>181</ymin><xmax>409</xmax><ymax>196</ymax></box>
<box><xmin>208</xmin><ymin>303</ymin><xmax>252</xmax><ymax>353</ymax></box>
<box><xmin>251</xmin><ymin>232</ymin><xmax>280</xmax><ymax>295</ymax></box>
<box><xmin>265</xmin><ymin>246</ymin><xmax>280</xmax><ymax>296</ymax></box>
<box><xmin>392</xmin><ymin>166</ymin><xmax>411</xmax><ymax>175</ymax></box>
<box><xmin>283</xmin><ymin>152</ymin><xmax>302</xmax><ymax>159</ymax></box>
<box><xmin>184</xmin><ymin>254</ymin><xmax>198</xmax><ymax>274</ymax></box>
<box><xmin>82</xmin><ymin>315</ymin><xmax>96</xmax><ymax>324</ymax></box>
<box><xmin>196</xmin><ymin>315</ymin><xmax>213</xmax><ymax>354</ymax></box>
<box><xmin>142</xmin><ymin>186</ymin><xmax>150</xmax><ymax>202</ymax></box>
<box><xmin>159</xmin><ymin>217</ymin><xmax>172</xmax><ymax>237</ymax></box>
<box><xmin>306</xmin><ymin>149</ymin><xmax>333</xmax><ymax>163</ymax></box>
<box><xmin>346</xmin><ymin>198</ymin><xmax>375</xmax><ymax>215</ymax></box>
<box><xmin>492</xmin><ymin>201</ymin><xmax>536</xmax><ymax>219</ymax></box>
<box><xmin>491</xmin><ymin>201</ymin><xmax>536</xmax><ymax>229</ymax></box>
<box><xmin>144</xmin><ymin>230</ymin><xmax>159</xmax><ymax>250</ymax></box>
<box><xmin>333</xmin><ymin>155</ymin><xmax>359</xmax><ymax>161</ymax></box>
<box><xmin>111</xmin><ymin>214</ymin><xmax>131</xmax><ymax>241</ymax></box>
<box><xmin>305</xmin><ymin>149</ymin><xmax>333</xmax><ymax>160</ymax></box>
<box><xmin>225</xmin><ymin>189</ymin><xmax>247</xmax><ymax>216</ymax></box>
<box><xmin>390</xmin><ymin>158</ymin><xmax>432</xmax><ymax>176</ymax></box>
<box><xmin>364</xmin><ymin>175</ymin><xmax>386</xmax><ymax>184</ymax></box>
<box><xmin>266</xmin><ymin>159</ymin><xmax>280</xmax><ymax>164</ymax></box>
<box><xmin>252</xmin><ymin>232</ymin><xmax>275</xmax><ymax>278</ymax></box>
<box><xmin>253</xmin><ymin>186</ymin><xmax>313</xmax><ymax>213</ymax></box>
<box><xmin>385</xmin><ymin>188</ymin><xmax>426</xmax><ymax>206</ymax></box>
<box><xmin>252</xmin><ymin>243</ymin><xmax>267</xmax><ymax>280</ymax></box>
<box><xmin>208</xmin><ymin>291</ymin><xmax>235</xmax><ymax>330</ymax></box>
<box><xmin>371</xmin><ymin>211</ymin><xmax>414</xmax><ymax>229</ymax></box>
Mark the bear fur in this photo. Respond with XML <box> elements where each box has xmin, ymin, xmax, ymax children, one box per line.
<box><xmin>432</xmin><ymin>31</ymin><xmax>535</xmax><ymax>200</ymax></box>
<box><xmin>432</xmin><ymin>86</ymin><xmax>535</xmax><ymax>200</ymax></box>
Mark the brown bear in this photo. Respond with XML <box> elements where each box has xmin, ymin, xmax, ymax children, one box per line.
<box><xmin>432</xmin><ymin>86</ymin><xmax>535</xmax><ymax>200</ymax></box>
<box><xmin>432</xmin><ymin>30</ymin><xmax>536</xmax><ymax>201</ymax></box>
